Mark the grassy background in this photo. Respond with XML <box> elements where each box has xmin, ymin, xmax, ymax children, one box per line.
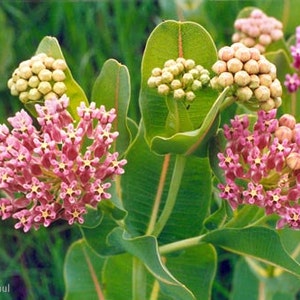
<box><xmin>0</xmin><ymin>1</ymin><xmax>298</xmax><ymax>299</ymax></box>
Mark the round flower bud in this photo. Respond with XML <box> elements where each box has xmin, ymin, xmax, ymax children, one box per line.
<box><xmin>31</xmin><ymin>61</ymin><xmax>46</xmax><ymax>74</ymax></box>
<box><xmin>53</xmin><ymin>82</ymin><xmax>67</xmax><ymax>95</ymax></box>
<box><xmin>161</xmin><ymin>71</ymin><xmax>174</xmax><ymax>83</ymax></box>
<box><xmin>52</xmin><ymin>69</ymin><xmax>66</xmax><ymax>82</ymax></box>
<box><xmin>259</xmin><ymin>34</ymin><xmax>272</xmax><ymax>46</ymax></box>
<box><xmin>19</xmin><ymin>59</ymin><xmax>31</xmax><ymax>68</ymax></box>
<box><xmin>38</xmin><ymin>81</ymin><xmax>52</xmax><ymax>95</ymax></box>
<box><xmin>227</xmin><ymin>58</ymin><xmax>243</xmax><ymax>73</ymax></box>
<box><xmin>258</xmin><ymin>59</ymin><xmax>271</xmax><ymax>73</ymax></box>
<box><xmin>52</xmin><ymin>59</ymin><xmax>67</xmax><ymax>70</ymax></box>
<box><xmin>192</xmin><ymin>79</ymin><xmax>202</xmax><ymax>91</ymax></box>
<box><xmin>236</xmin><ymin>86</ymin><xmax>253</xmax><ymax>102</ymax></box>
<box><xmin>19</xmin><ymin>91</ymin><xmax>29</xmax><ymax>103</ymax></box>
<box><xmin>249</xmin><ymin>75</ymin><xmax>260</xmax><ymax>89</ymax></box>
<box><xmin>12</xmin><ymin>69</ymin><xmax>20</xmax><ymax>81</ymax></box>
<box><xmin>176</xmin><ymin>62</ymin><xmax>184</xmax><ymax>73</ymax></box>
<box><xmin>200</xmin><ymin>74</ymin><xmax>210</xmax><ymax>85</ymax></box>
<box><xmin>44</xmin><ymin>92</ymin><xmax>58</xmax><ymax>100</ymax></box>
<box><xmin>158</xmin><ymin>84</ymin><xmax>170</xmax><ymax>95</ymax></box>
<box><xmin>7</xmin><ymin>78</ymin><xmax>14</xmax><ymax>89</ymax></box>
<box><xmin>184</xmin><ymin>59</ymin><xmax>196</xmax><ymax>70</ymax></box>
<box><xmin>189</xmin><ymin>68</ymin><xmax>199</xmax><ymax>79</ymax></box>
<box><xmin>19</xmin><ymin>66</ymin><xmax>32</xmax><ymax>79</ymax></box>
<box><xmin>259</xmin><ymin>98</ymin><xmax>275</xmax><ymax>111</ymax></box>
<box><xmin>38</xmin><ymin>69</ymin><xmax>52</xmax><ymax>81</ymax></box>
<box><xmin>271</xmin><ymin>29</ymin><xmax>283</xmax><ymax>41</ymax></box>
<box><xmin>218</xmin><ymin>46</ymin><xmax>235</xmax><ymax>61</ymax></box>
<box><xmin>254</xmin><ymin>86</ymin><xmax>271</xmax><ymax>101</ymax></box>
<box><xmin>218</xmin><ymin>72</ymin><xmax>234</xmax><ymax>87</ymax></box>
<box><xmin>270</xmin><ymin>79</ymin><xmax>282</xmax><ymax>97</ymax></box>
<box><xmin>169</xmin><ymin>64</ymin><xmax>180</xmax><ymax>76</ymax></box>
<box><xmin>28</xmin><ymin>76</ymin><xmax>40</xmax><ymax>88</ymax></box>
<box><xmin>196</xmin><ymin>65</ymin><xmax>204</xmax><ymax>73</ymax></box>
<box><xmin>234</xmin><ymin>70</ymin><xmax>251</xmax><ymax>86</ymax></box>
<box><xmin>147</xmin><ymin>76</ymin><xmax>157</xmax><ymax>88</ymax></box>
<box><xmin>182</xmin><ymin>73</ymin><xmax>194</xmax><ymax>86</ymax></box>
<box><xmin>279</xmin><ymin>114</ymin><xmax>296</xmax><ymax>129</ymax></box>
<box><xmin>28</xmin><ymin>88</ymin><xmax>42</xmax><ymax>101</ymax></box>
<box><xmin>10</xmin><ymin>84</ymin><xmax>19</xmax><ymax>96</ymax></box>
<box><xmin>155</xmin><ymin>76</ymin><xmax>162</xmax><ymax>86</ymax></box>
<box><xmin>44</xmin><ymin>56</ymin><xmax>55</xmax><ymax>69</ymax></box>
<box><xmin>243</xmin><ymin>59</ymin><xmax>259</xmax><ymax>74</ymax></box>
<box><xmin>185</xmin><ymin>91</ymin><xmax>196</xmax><ymax>102</ymax></box>
<box><xmin>173</xmin><ymin>88</ymin><xmax>185</xmax><ymax>100</ymax></box>
<box><xmin>231</xmin><ymin>42</ymin><xmax>246</xmax><ymax>51</ymax></box>
<box><xmin>275</xmin><ymin>125</ymin><xmax>293</xmax><ymax>142</ymax></box>
<box><xmin>242</xmin><ymin>37</ymin><xmax>256</xmax><ymax>47</ymax></box>
<box><xmin>15</xmin><ymin>78</ymin><xmax>28</xmax><ymax>92</ymax></box>
<box><xmin>249</xmin><ymin>48</ymin><xmax>261</xmax><ymax>61</ymax></box>
<box><xmin>212</xmin><ymin>60</ymin><xmax>227</xmax><ymax>74</ymax></box>
<box><xmin>255</xmin><ymin>44</ymin><xmax>266</xmax><ymax>54</ymax></box>
<box><xmin>259</xmin><ymin>74</ymin><xmax>272</xmax><ymax>87</ymax></box>
<box><xmin>274</xmin><ymin>97</ymin><xmax>282</xmax><ymax>108</ymax></box>
<box><xmin>171</xmin><ymin>79</ymin><xmax>182</xmax><ymax>90</ymax></box>
<box><xmin>210</xmin><ymin>76</ymin><xmax>222</xmax><ymax>90</ymax></box>
<box><xmin>164</xmin><ymin>59</ymin><xmax>176</xmax><ymax>68</ymax></box>
<box><xmin>286</xmin><ymin>152</ymin><xmax>300</xmax><ymax>170</ymax></box>
<box><xmin>235</xmin><ymin>47</ymin><xmax>251</xmax><ymax>62</ymax></box>
<box><xmin>151</xmin><ymin>67</ymin><xmax>162</xmax><ymax>76</ymax></box>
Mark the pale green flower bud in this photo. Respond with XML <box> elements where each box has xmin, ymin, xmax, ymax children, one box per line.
<box><xmin>28</xmin><ymin>88</ymin><xmax>42</xmax><ymax>101</ymax></box>
<box><xmin>19</xmin><ymin>60</ymin><xmax>31</xmax><ymax>68</ymax></box>
<box><xmin>176</xmin><ymin>58</ymin><xmax>186</xmax><ymax>65</ymax></box>
<box><xmin>184</xmin><ymin>59</ymin><xmax>196</xmax><ymax>70</ymax></box>
<box><xmin>192</xmin><ymin>79</ymin><xmax>202</xmax><ymax>91</ymax></box>
<box><xmin>196</xmin><ymin>65</ymin><xmax>204</xmax><ymax>73</ymax></box>
<box><xmin>236</xmin><ymin>86</ymin><xmax>253</xmax><ymax>102</ymax></box>
<box><xmin>7</xmin><ymin>78</ymin><xmax>14</xmax><ymax>89</ymax></box>
<box><xmin>12</xmin><ymin>69</ymin><xmax>20</xmax><ymax>81</ymax></box>
<box><xmin>227</xmin><ymin>58</ymin><xmax>243</xmax><ymax>73</ymax></box>
<box><xmin>234</xmin><ymin>70</ymin><xmax>251</xmax><ymax>86</ymax></box>
<box><xmin>176</xmin><ymin>62</ymin><xmax>185</xmax><ymax>73</ymax></box>
<box><xmin>274</xmin><ymin>97</ymin><xmax>282</xmax><ymax>108</ymax></box>
<box><xmin>200</xmin><ymin>74</ymin><xmax>210</xmax><ymax>85</ymax></box>
<box><xmin>254</xmin><ymin>86</ymin><xmax>271</xmax><ymax>101</ymax></box>
<box><xmin>52</xmin><ymin>69</ymin><xmax>66</xmax><ymax>82</ymax></box>
<box><xmin>169</xmin><ymin>64</ymin><xmax>180</xmax><ymax>76</ymax></box>
<box><xmin>157</xmin><ymin>84</ymin><xmax>170</xmax><ymax>95</ymax></box>
<box><xmin>259</xmin><ymin>98</ymin><xmax>275</xmax><ymax>111</ymax></box>
<box><xmin>171</xmin><ymin>79</ymin><xmax>182</xmax><ymax>90</ymax></box>
<box><xmin>147</xmin><ymin>76</ymin><xmax>157</xmax><ymax>88</ymax></box>
<box><xmin>19</xmin><ymin>66</ymin><xmax>32</xmax><ymax>79</ymax></box>
<box><xmin>161</xmin><ymin>71</ymin><xmax>174</xmax><ymax>83</ymax></box>
<box><xmin>31</xmin><ymin>61</ymin><xmax>46</xmax><ymax>74</ymax></box>
<box><xmin>52</xmin><ymin>59</ymin><xmax>67</xmax><ymax>70</ymax></box>
<box><xmin>28</xmin><ymin>76</ymin><xmax>40</xmax><ymax>88</ymax></box>
<box><xmin>164</xmin><ymin>59</ymin><xmax>176</xmax><ymax>68</ymax></box>
<box><xmin>151</xmin><ymin>67</ymin><xmax>162</xmax><ymax>76</ymax></box>
<box><xmin>249</xmin><ymin>75</ymin><xmax>260</xmax><ymax>89</ymax></box>
<box><xmin>44</xmin><ymin>92</ymin><xmax>58</xmax><ymax>100</ymax></box>
<box><xmin>210</xmin><ymin>76</ymin><xmax>222</xmax><ymax>90</ymax></box>
<box><xmin>182</xmin><ymin>73</ymin><xmax>194</xmax><ymax>86</ymax></box>
<box><xmin>185</xmin><ymin>91</ymin><xmax>196</xmax><ymax>102</ymax></box>
<box><xmin>15</xmin><ymin>78</ymin><xmax>28</xmax><ymax>92</ymax></box>
<box><xmin>38</xmin><ymin>81</ymin><xmax>52</xmax><ymax>95</ymax></box>
<box><xmin>53</xmin><ymin>82</ymin><xmax>67</xmax><ymax>95</ymax></box>
<box><xmin>10</xmin><ymin>84</ymin><xmax>19</xmax><ymax>96</ymax></box>
<box><xmin>38</xmin><ymin>69</ymin><xmax>52</xmax><ymax>81</ymax></box>
<box><xmin>173</xmin><ymin>88</ymin><xmax>185</xmax><ymax>100</ymax></box>
<box><xmin>19</xmin><ymin>91</ymin><xmax>29</xmax><ymax>103</ymax></box>
<box><xmin>189</xmin><ymin>68</ymin><xmax>199</xmax><ymax>79</ymax></box>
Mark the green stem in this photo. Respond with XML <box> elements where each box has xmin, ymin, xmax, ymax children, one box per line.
<box><xmin>159</xmin><ymin>235</ymin><xmax>204</xmax><ymax>255</ymax></box>
<box><xmin>132</xmin><ymin>257</ymin><xmax>147</xmax><ymax>300</ymax></box>
<box><xmin>152</xmin><ymin>154</ymin><xmax>187</xmax><ymax>237</ymax></box>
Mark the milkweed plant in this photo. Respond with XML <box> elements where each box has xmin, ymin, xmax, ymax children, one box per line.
<box><xmin>3</xmin><ymin>6</ymin><xmax>300</xmax><ymax>300</ymax></box>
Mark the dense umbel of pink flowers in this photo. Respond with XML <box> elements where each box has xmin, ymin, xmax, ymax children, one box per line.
<box><xmin>218</xmin><ymin>109</ymin><xmax>300</xmax><ymax>229</ymax></box>
<box><xmin>0</xmin><ymin>95</ymin><xmax>126</xmax><ymax>232</ymax></box>
<box><xmin>285</xmin><ymin>26</ymin><xmax>300</xmax><ymax>93</ymax></box>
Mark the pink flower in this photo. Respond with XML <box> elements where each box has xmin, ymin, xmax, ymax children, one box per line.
<box><xmin>284</xmin><ymin>74</ymin><xmax>300</xmax><ymax>93</ymax></box>
<box><xmin>0</xmin><ymin>95</ymin><xmax>126</xmax><ymax>232</ymax></box>
<box><xmin>218</xmin><ymin>109</ymin><xmax>300</xmax><ymax>230</ymax></box>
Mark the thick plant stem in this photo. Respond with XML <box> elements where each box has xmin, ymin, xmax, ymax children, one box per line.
<box><xmin>152</xmin><ymin>154</ymin><xmax>187</xmax><ymax>237</ymax></box>
<box><xmin>132</xmin><ymin>257</ymin><xmax>147</xmax><ymax>300</ymax></box>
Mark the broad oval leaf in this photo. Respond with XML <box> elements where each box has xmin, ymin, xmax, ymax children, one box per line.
<box><xmin>91</xmin><ymin>59</ymin><xmax>132</xmax><ymax>155</ymax></box>
<box><xmin>140</xmin><ymin>20</ymin><xmax>218</xmax><ymax>155</ymax></box>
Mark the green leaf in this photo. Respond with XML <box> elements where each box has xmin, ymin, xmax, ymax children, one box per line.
<box><xmin>140</xmin><ymin>20</ymin><xmax>219</xmax><ymax>155</ymax></box>
<box><xmin>64</xmin><ymin>239</ymin><xmax>106</xmax><ymax>300</ymax></box>
<box><xmin>121</xmin><ymin>125</ymin><xmax>212</xmax><ymax>243</ymax></box>
<box><xmin>33</xmin><ymin>36</ymin><xmax>88</xmax><ymax>120</ymax></box>
<box><xmin>165</xmin><ymin>244</ymin><xmax>217</xmax><ymax>300</ymax></box>
<box><xmin>91</xmin><ymin>59</ymin><xmax>132</xmax><ymax>155</ymax></box>
<box><xmin>202</xmin><ymin>226</ymin><xmax>300</xmax><ymax>277</ymax></box>
<box><xmin>108</xmin><ymin>228</ymin><xmax>195</xmax><ymax>300</ymax></box>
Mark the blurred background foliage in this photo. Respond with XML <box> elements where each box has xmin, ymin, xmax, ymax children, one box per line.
<box><xmin>0</xmin><ymin>0</ymin><xmax>299</xmax><ymax>299</ymax></box>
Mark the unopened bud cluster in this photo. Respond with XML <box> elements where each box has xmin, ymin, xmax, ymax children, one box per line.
<box><xmin>211</xmin><ymin>43</ymin><xmax>282</xmax><ymax>111</ymax></box>
<box><xmin>7</xmin><ymin>53</ymin><xmax>67</xmax><ymax>103</ymax></box>
<box><xmin>147</xmin><ymin>58</ymin><xmax>210</xmax><ymax>102</ymax></box>
<box><xmin>232</xmin><ymin>8</ymin><xmax>283</xmax><ymax>53</ymax></box>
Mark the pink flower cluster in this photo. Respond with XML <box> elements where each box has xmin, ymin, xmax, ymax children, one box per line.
<box><xmin>218</xmin><ymin>109</ymin><xmax>300</xmax><ymax>229</ymax></box>
<box><xmin>285</xmin><ymin>26</ymin><xmax>300</xmax><ymax>93</ymax></box>
<box><xmin>0</xmin><ymin>95</ymin><xmax>126</xmax><ymax>232</ymax></box>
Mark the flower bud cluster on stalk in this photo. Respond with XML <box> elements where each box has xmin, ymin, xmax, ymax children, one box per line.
<box><xmin>211</xmin><ymin>42</ymin><xmax>282</xmax><ymax>111</ymax></box>
<box><xmin>7</xmin><ymin>53</ymin><xmax>68</xmax><ymax>103</ymax></box>
<box><xmin>147</xmin><ymin>57</ymin><xmax>210</xmax><ymax>103</ymax></box>
<box><xmin>218</xmin><ymin>109</ymin><xmax>300</xmax><ymax>229</ymax></box>
<box><xmin>0</xmin><ymin>95</ymin><xmax>126</xmax><ymax>232</ymax></box>
<box><xmin>285</xmin><ymin>26</ymin><xmax>300</xmax><ymax>93</ymax></box>
<box><xmin>232</xmin><ymin>8</ymin><xmax>283</xmax><ymax>54</ymax></box>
